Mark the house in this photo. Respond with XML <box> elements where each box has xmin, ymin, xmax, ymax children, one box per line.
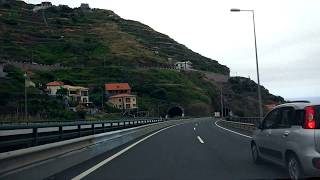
<box><xmin>41</xmin><ymin>1</ymin><xmax>52</xmax><ymax>7</ymax></box>
<box><xmin>105</xmin><ymin>83</ymin><xmax>131</xmax><ymax>96</ymax></box>
<box><xmin>108</xmin><ymin>94</ymin><xmax>137</xmax><ymax>110</ymax></box>
<box><xmin>0</xmin><ymin>63</ymin><xmax>7</xmax><ymax>78</ymax></box>
<box><xmin>174</xmin><ymin>61</ymin><xmax>192</xmax><ymax>71</ymax></box>
<box><xmin>80</xmin><ymin>3</ymin><xmax>90</xmax><ymax>10</ymax></box>
<box><xmin>63</xmin><ymin>85</ymin><xmax>89</xmax><ymax>104</ymax></box>
<box><xmin>33</xmin><ymin>1</ymin><xmax>52</xmax><ymax>12</ymax></box>
<box><xmin>46</xmin><ymin>81</ymin><xmax>64</xmax><ymax>95</ymax></box>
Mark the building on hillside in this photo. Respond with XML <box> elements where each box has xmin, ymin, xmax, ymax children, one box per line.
<box><xmin>0</xmin><ymin>63</ymin><xmax>7</xmax><ymax>78</ymax></box>
<box><xmin>105</xmin><ymin>83</ymin><xmax>131</xmax><ymax>97</ymax></box>
<box><xmin>80</xmin><ymin>3</ymin><xmax>90</xmax><ymax>10</ymax></box>
<box><xmin>108</xmin><ymin>94</ymin><xmax>137</xmax><ymax>110</ymax></box>
<box><xmin>33</xmin><ymin>1</ymin><xmax>52</xmax><ymax>12</ymax></box>
<box><xmin>41</xmin><ymin>1</ymin><xmax>52</xmax><ymax>7</ymax></box>
<box><xmin>174</xmin><ymin>61</ymin><xmax>192</xmax><ymax>71</ymax></box>
<box><xmin>46</xmin><ymin>81</ymin><xmax>64</xmax><ymax>95</ymax></box>
<box><xmin>63</xmin><ymin>85</ymin><xmax>90</xmax><ymax>104</ymax></box>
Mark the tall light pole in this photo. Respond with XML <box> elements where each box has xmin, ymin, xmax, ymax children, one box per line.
<box><xmin>230</xmin><ymin>8</ymin><xmax>263</xmax><ymax>119</ymax></box>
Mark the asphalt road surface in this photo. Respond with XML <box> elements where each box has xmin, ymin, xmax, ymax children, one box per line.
<box><xmin>49</xmin><ymin>118</ymin><xmax>289</xmax><ymax>180</ymax></box>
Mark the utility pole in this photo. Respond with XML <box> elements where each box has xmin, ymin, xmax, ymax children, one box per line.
<box><xmin>101</xmin><ymin>85</ymin><xmax>104</xmax><ymax>109</ymax></box>
<box><xmin>24</xmin><ymin>72</ymin><xmax>28</xmax><ymax>120</ymax></box>
<box><xmin>220</xmin><ymin>87</ymin><xmax>224</xmax><ymax>119</ymax></box>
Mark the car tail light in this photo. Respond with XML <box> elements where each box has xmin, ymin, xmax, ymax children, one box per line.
<box><xmin>304</xmin><ymin>106</ymin><xmax>316</xmax><ymax>129</ymax></box>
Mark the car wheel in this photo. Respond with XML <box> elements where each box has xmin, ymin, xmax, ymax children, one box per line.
<box><xmin>287</xmin><ymin>154</ymin><xmax>303</xmax><ymax>180</ymax></box>
<box><xmin>251</xmin><ymin>142</ymin><xmax>261</xmax><ymax>164</ymax></box>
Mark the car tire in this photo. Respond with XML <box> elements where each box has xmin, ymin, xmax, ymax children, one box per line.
<box><xmin>287</xmin><ymin>154</ymin><xmax>304</xmax><ymax>180</ymax></box>
<box><xmin>251</xmin><ymin>142</ymin><xmax>262</xmax><ymax>164</ymax></box>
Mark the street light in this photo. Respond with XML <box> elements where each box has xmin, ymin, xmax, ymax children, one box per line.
<box><xmin>230</xmin><ymin>8</ymin><xmax>263</xmax><ymax>119</ymax></box>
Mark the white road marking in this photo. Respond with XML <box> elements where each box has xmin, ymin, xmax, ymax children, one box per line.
<box><xmin>193</xmin><ymin>127</ymin><xmax>196</xmax><ymax>131</ymax></box>
<box><xmin>214</xmin><ymin>120</ymin><xmax>252</xmax><ymax>139</ymax></box>
<box><xmin>197</xmin><ymin>136</ymin><xmax>204</xmax><ymax>144</ymax></box>
<box><xmin>71</xmin><ymin>124</ymin><xmax>181</xmax><ymax>180</ymax></box>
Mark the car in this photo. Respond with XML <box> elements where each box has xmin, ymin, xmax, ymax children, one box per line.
<box><xmin>251</xmin><ymin>102</ymin><xmax>320</xmax><ymax>179</ymax></box>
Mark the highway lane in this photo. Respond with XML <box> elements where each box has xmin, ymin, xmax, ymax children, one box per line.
<box><xmin>49</xmin><ymin>118</ymin><xmax>289</xmax><ymax>180</ymax></box>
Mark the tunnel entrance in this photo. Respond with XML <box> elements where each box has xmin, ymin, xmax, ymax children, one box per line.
<box><xmin>167</xmin><ymin>106</ymin><xmax>184</xmax><ymax>118</ymax></box>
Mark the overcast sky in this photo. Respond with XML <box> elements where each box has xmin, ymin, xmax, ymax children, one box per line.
<box><xmin>26</xmin><ymin>0</ymin><xmax>320</xmax><ymax>100</ymax></box>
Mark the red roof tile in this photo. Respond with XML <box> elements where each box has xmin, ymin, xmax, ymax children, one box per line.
<box><xmin>46</xmin><ymin>81</ymin><xmax>64</xmax><ymax>86</ymax></box>
<box><xmin>105</xmin><ymin>83</ymin><xmax>131</xmax><ymax>91</ymax></box>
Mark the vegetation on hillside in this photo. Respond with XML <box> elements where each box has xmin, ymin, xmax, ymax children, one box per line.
<box><xmin>0</xmin><ymin>1</ymin><xmax>285</xmax><ymax>120</ymax></box>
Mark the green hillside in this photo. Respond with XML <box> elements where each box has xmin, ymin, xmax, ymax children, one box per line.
<box><xmin>0</xmin><ymin>1</ymin><xmax>284</xmax><ymax>121</ymax></box>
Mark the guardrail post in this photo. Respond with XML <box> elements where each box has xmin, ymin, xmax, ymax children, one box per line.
<box><xmin>102</xmin><ymin>123</ymin><xmax>105</xmax><ymax>132</ymax></box>
<box><xmin>59</xmin><ymin>126</ymin><xmax>63</xmax><ymax>140</ymax></box>
<box><xmin>78</xmin><ymin>125</ymin><xmax>81</xmax><ymax>137</ymax></box>
<box><xmin>33</xmin><ymin>128</ymin><xmax>38</xmax><ymax>146</ymax></box>
<box><xmin>92</xmin><ymin>124</ymin><xmax>95</xmax><ymax>135</ymax></box>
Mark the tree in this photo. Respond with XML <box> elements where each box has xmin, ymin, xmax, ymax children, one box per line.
<box><xmin>56</xmin><ymin>88</ymin><xmax>68</xmax><ymax>96</ymax></box>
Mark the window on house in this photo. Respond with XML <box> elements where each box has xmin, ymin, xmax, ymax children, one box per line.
<box><xmin>126</xmin><ymin>104</ymin><xmax>130</xmax><ymax>109</ymax></box>
<box><xmin>133</xmin><ymin>104</ymin><xmax>136</xmax><ymax>107</ymax></box>
<box><xmin>119</xmin><ymin>98</ymin><xmax>122</xmax><ymax>102</ymax></box>
<box><xmin>126</xmin><ymin>98</ymin><xmax>130</xmax><ymax>103</ymax></box>
<box><xmin>133</xmin><ymin>98</ymin><xmax>135</xmax><ymax>101</ymax></box>
<box><xmin>119</xmin><ymin>105</ymin><xmax>122</xmax><ymax>108</ymax></box>
<box><xmin>83</xmin><ymin>98</ymin><xmax>88</xmax><ymax>102</ymax></box>
<box><xmin>69</xmin><ymin>91</ymin><xmax>77</xmax><ymax>95</ymax></box>
<box><xmin>81</xmin><ymin>91</ymin><xmax>88</xmax><ymax>96</ymax></box>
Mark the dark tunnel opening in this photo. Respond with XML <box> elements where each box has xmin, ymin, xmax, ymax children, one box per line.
<box><xmin>167</xmin><ymin>107</ymin><xmax>183</xmax><ymax>118</ymax></box>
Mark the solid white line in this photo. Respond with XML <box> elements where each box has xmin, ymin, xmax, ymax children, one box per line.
<box><xmin>219</xmin><ymin>119</ymin><xmax>255</xmax><ymax>126</ymax></box>
<box><xmin>193</xmin><ymin>127</ymin><xmax>196</xmax><ymax>131</ymax></box>
<box><xmin>197</xmin><ymin>136</ymin><xmax>204</xmax><ymax>144</ymax></box>
<box><xmin>214</xmin><ymin>120</ymin><xmax>252</xmax><ymax>139</ymax></box>
<box><xmin>71</xmin><ymin>124</ymin><xmax>180</xmax><ymax>180</ymax></box>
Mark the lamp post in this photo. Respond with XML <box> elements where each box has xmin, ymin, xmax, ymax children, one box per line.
<box><xmin>230</xmin><ymin>8</ymin><xmax>263</xmax><ymax>119</ymax></box>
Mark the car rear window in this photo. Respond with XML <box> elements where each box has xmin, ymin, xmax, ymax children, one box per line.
<box><xmin>291</xmin><ymin>110</ymin><xmax>304</xmax><ymax>126</ymax></box>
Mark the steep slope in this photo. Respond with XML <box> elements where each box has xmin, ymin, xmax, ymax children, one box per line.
<box><xmin>0</xmin><ymin>1</ymin><xmax>229</xmax><ymax>74</ymax></box>
<box><xmin>0</xmin><ymin>1</ymin><xmax>284</xmax><ymax>121</ymax></box>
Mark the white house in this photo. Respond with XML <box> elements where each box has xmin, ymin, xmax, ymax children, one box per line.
<box><xmin>174</xmin><ymin>61</ymin><xmax>192</xmax><ymax>71</ymax></box>
<box><xmin>33</xmin><ymin>1</ymin><xmax>52</xmax><ymax>12</ymax></box>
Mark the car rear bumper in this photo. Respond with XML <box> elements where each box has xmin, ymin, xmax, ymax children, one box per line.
<box><xmin>300</xmin><ymin>154</ymin><xmax>320</xmax><ymax>177</ymax></box>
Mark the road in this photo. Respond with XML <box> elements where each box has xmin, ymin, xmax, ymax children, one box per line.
<box><xmin>48</xmin><ymin>118</ymin><xmax>289</xmax><ymax>180</ymax></box>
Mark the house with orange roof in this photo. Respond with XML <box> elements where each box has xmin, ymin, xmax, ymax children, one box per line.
<box><xmin>108</xmin><ymin>93</ymin><xmax>137</xmax><ymax>110</ymax></box>
<box><xmin>105</xmin><ymin>83</ymin><xmax>131</xmax><ymax>96</ymax></box>
<box><xmin>105</xmin><ymin>83</ymin><xmax>137</xmax><ymax>110</ymax></box>
<box><xmin>46</xmin><ymin>81</ymin><xmax>64</xmax><ymax>96</ymax></box>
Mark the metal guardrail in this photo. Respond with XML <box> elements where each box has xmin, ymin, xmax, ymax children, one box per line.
<box><xmin>0</xmin><ymin>118</ymin><xmax>163</xmax><ymax>153</ymax></box>
<box><xmin>226</xmin><ymin>116</ymin><xmax>261</xmax><ymax>126</ymax></box>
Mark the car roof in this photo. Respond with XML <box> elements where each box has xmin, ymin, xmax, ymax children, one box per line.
<box><xmin>275</xmin><ymin>102</ymin><xmax>317</xmax><ymax>110</ymax></box>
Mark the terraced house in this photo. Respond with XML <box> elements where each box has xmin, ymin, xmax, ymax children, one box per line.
<box><xmin>105</xmin><ymin>83</ymin><xmax>137</xmax><ymax>110</ymax></box>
